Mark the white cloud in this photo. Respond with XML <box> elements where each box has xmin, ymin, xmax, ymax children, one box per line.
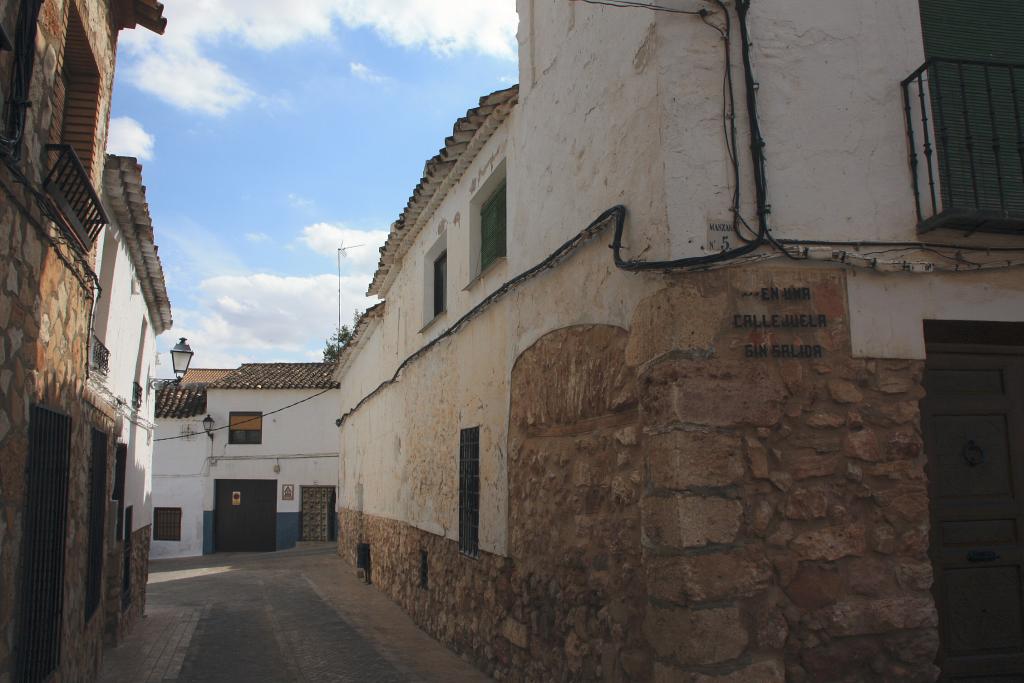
<box><xmin>107</xmin><ymin>117</ymin><xmax>156</xmax><ymax>160</ymax></box>
<box><xmin>121</xmin><ymin>44</ymin><xmax>254</xmax><ymax>116</ymax></box>
<box><xmin>299</xmin><ymin>223</ymin><xmax>388</xmax><ymax>273</ymax></box>
<box><xmin>119</xmin><ymin>1</ymin><xmax>517</xmax><ymax>115</ymax></box>
<box><xmin>245</xmin><ymin>232</ymin><xmax>270</xmax><ymax>242</ymax></box>
<box><xmin>349</xmin><ymin>62</ymin><xmax>389</xmax><ymax>84</ymax></box>
<box><xmin>163</xmin><ymin>272</ymin><xmax>376</xmax><ymax>366</ymax></box>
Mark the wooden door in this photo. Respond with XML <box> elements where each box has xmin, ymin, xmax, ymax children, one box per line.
<box><xmin>923</xmin><ymin>344</ymin><xmax>1024</xmax><ymax>679</ymax></box>
<box><xmin>214</xmin><ymin>479</ymin><xmax>277</xmax><ymax>552</ymax></box>
<box><xmin>301</xmin><ymin>486</ymin><xmax>334</xmax><ymax>542</ymax></box>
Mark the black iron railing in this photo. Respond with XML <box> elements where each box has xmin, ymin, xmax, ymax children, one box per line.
<box><xmin>132</xmin><ymin>382</ymin><xmax>143</xmax><ymax>411</ymax></box>
<box><xmin>90</xmin><ymin>334</ymin><xmax>109</xmax><ymax>376</ymax></box>
<box><xmin>43</xmin><ymin>144</ymin><xmax>108</xmax><ymax>251</ymax></box>
<box><xmin>902</xmin><ymin>58</ymin><xmax>1024</xmax><ymax>233</ymax></box>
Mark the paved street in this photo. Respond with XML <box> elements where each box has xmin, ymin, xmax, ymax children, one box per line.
<box><xmin>99</xmin><ymin>544</ymin><xmax>490</xmax><ymax>682</ymax></box>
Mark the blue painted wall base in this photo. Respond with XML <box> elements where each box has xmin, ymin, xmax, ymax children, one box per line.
<box><xmin>276</xmin><ymin>512</ymin><xmax>301</xmax><ymax>550</ymax></box>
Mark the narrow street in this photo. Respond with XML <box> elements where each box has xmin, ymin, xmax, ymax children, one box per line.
<box><xmin>98</xmin><ymin>545</ymin><xmax>490</xmax><ymax>683</ymax></box>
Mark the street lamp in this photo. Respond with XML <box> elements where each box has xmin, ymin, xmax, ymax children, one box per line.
<box><xmin>202</xmin><ymin>414</ymin><xmax>215</xmax><ymax>440</ymax></box>
<box><xmin>169</xmin><ymin>337</ymin><xmax>194</xmax><ymax>382</ymax></box>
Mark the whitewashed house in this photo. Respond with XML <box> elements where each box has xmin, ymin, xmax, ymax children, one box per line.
<box><xmin>89</xmin><ymin>154</ymin><xmax>173</xmax><ymax>636</ymax></box>
<box><xmin>152</xmin><ymin>363</ymin><xmax>340</xmax><ymax>558</ymax></box>
<box><xmin>335</xmin><ymin>1</ymin><xmax>1024</xmax><ymax>681</ymax></box>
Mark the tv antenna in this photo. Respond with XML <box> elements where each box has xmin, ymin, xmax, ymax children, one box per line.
<box><xmin>337</xmin><ymin>242</ymin><xmax>364</xmax><ymax>333</ymax></box>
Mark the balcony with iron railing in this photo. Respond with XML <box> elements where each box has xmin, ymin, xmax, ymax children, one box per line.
<box><xmin>902</xmin><ymin>58</ymin><xmax>1024</xmax><ymax>233</ymax></box>
<box><xmin>43</xmin><ymin>144</ymin><xmax>108</xmax><ymax>251</ymax></box>
<box><xmin>89</xmin><ymin>334</ymin><xmax>110</xmax><ymax>377</ymax></box>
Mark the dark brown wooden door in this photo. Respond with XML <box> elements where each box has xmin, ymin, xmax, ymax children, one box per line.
<box><xmin>214</xmin><ymin>479</ymin><xmax>277</xmax><ymax>552</ymax></box>
<box><xmin>924</xmin><ymin>347</ymin><xmax>1024</xmax><ymax>679</ymax></box>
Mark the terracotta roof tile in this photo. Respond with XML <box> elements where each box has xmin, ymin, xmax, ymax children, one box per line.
<box><xmin>367</xmin><ymin>85</ymin><xmax>518</xmax><ymax>297</ymax></box>
<box><xmin>181</xmin><ymin>368</ymin><xmax>233</xmax><ymax>385</ymax></box>
<box><xmin>210</xmin><ymin>363</ymin><xmax>339</xmax><ymax>390</ymax></box>
<box><xmin>155</xmin><ymin>384</ymin><xmax>208</xmax><ymax>419</ymax></box>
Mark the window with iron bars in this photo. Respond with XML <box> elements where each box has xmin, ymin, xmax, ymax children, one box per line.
<box><xmin>153</xmin><ymin>508</ymin><xmax>182</xmax><ymax>541</ymax></box>
<box><xmin>132</xmin><ymin>382</ymin><xmax>143</xmax><ymax>411</ymax></box>
<box><xmin>459</xmin><ymin>427</ymin><xmax>480</xmax><ymax>558</ymax></box>
<box><xmin>84</xmin><ymin>429</ymin><xmax>107</xmax><ymax>622</ymax></box>
<box><xmin>16</xmin><ymin>405</ymin><xmax>71</xmax><ymax>682</ymax></box>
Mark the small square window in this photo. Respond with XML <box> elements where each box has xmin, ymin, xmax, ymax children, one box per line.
<box><xmin>153</xmin><ymin>508</ymin><xmax>181</xmax><ymax>541</ymax></box>
<box><xmin>228</xmin><ymin>412</ymin><xmax>263</xmax><ymax>444</ymax></box>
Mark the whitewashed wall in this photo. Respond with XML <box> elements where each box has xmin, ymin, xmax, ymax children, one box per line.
<box><xmin>338</xmin><ymin>0</ymin><xmax>1024</xmax><ymax>558</ymax></box>
<box><xmin>91</xmin><ymin>222</ymin><xmax>159</xmax><ymax>533</ymax></box>
<box><xmin>152</xmin><ymin>417</ymin><xmax>209</xmax><ymax>558</ymax></box>
<box><xmin>153</xmin><ymin>387</ymin><xmax>340</xmax><ymax>558</ymax></box>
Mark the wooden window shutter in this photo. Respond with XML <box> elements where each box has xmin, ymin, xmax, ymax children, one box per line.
<box><xmin>917</xmin><ymin>0</ymin><xmax>1024</xmax><ymax>216</ymax></box>
<box><xmin>229</xmin><ymin>413</ymin><xmax>262</xmax><ymax>432</ymax></box>
<box><xmin>480</xmin><ymin>182</ymin><xmax>507</xmax><ymax>272</ymax></box>
<box><xmin>58</xmin><ymin>6</ymin><xmax>100</xmax><ymax>174</ymax></box>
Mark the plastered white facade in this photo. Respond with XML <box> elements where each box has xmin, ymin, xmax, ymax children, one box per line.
<box><xmin>90</xmin><ymin>221</ymin><xmax>160</xmax><ymax>534</ymax></box>
<box><xmin>153</xmin><ymin>387</ymin><xmax>339</xmax><ymax>558</ymax></box>
<box><xmin>338</xmin><ymin>0</ymin><xmax>1024</xmax><ymax>558</ymax></box>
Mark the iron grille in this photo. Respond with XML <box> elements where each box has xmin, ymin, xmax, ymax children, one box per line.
<box><xmin>112</xmin><ymin>444</ymin><xmax>126</xmax><ymax>541</ymax></box>
<box><xmin>84</xmin><ymin>429</ymin><xmax>107</xmax><ymax>621</ymax></box>
<box><xmin>153</xmin><ymin>508</ymin><xmax>181</xmax><ymax>541</ymax></box>
<box><xmin>459</xmin><ymin>427</ymin><xmax>480</xmax><ymax>558</ymax></box>
<box><xmin>132</xmin><ymin>382</ymin><xmax>143</xmax><ymax>411</ymax></box>
<box><xmin>419</xmin><ymin>550</ymin><xmax>428</xmax><ymax>589</ymax></box>
<box><xmin>16</xmin><ymin>405</ymin><xmax>71</xmax><ymax>683</ymax></box>
<box><xmin>122</xmin><ymin>506</ymin><xmax>133</xmax><ymax>609</ymax></box>
<box><xmin>43</xmin><ymin>144</ymin><xmax>108</xmax><ymax>251</ymax></box>
<box><xmin>89</xmin><ymin>334</ymin><xmax>109</xmax><ymax>376</ymax></box>
<box><xmin>902</xmin><ymin>58</ymin><xmax>1024</xmax><ymax>233</ymax></box>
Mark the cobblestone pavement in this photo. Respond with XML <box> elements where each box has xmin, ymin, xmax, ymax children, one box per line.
<box><xmin>99</xmin><ymin>544</ymin><xmax>490</xmax><ymax>682</ymax></box>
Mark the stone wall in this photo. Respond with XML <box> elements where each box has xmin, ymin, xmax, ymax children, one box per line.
<box><xmin>104</xmin><ymin>525</ymin><xmax>152</xmax><ymax>646</ymax></box>
<box><xmin>0</xmin><ymin>1</ymin><xmax>131</xmax><ymax>680</ymax></box>
<box><xmin>338</xmin><ymin>265</ymin><xmax>939</xmax><ymax>681</ymax></box>
<box><xmin>632</xmin><ymin>268</ymin><xmax>936</xmax><ymax>682</ymax></box>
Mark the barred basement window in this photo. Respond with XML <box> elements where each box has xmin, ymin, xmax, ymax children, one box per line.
<box><xmin>112</xmin><ymin>444</ymin><xmax>127</xmax><ymax>541</ymax></box>
<box><xmin>122</xmin><ymin>506</ymin><xmax>133</xmax><ymax>609</ymax></box>
<box><xmin>229</xmin><ymin>412</ymin><xmax>263</xmax><ymax>445</ymax></box>
<box><xmin>153</xmin><ymin>508</ymin><xmax>182</xmax><ymax>541</ymax></box>
<box><xmin>459</xmin><ymin>427</ymin><xmax>480</xmax><ymax>558</ymax></box>
<box><xmin>480</xmin><ymin>182</ymin><xmax>507</xmax><ymax>272</ymax></box>
<box><xmin>16</xmin><ymin>405</ymin><xmax>72</xmax><ymax>682</ymax></box>
<box><xmin>85</xmin><ymin>429</ymin><xmax>107</xmax><ymax>621</ymax></box>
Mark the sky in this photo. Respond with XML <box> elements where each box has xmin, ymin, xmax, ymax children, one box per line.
<box><xmin>106</xmin><ymin>0</ymin><xmax>519</xmax><ymax>369</ymax></box>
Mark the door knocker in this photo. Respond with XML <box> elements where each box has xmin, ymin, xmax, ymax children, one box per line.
<box><xmin>962</xmin><ymin>439</ymin><xmax>985</xmax><ymax>467</ymax></box>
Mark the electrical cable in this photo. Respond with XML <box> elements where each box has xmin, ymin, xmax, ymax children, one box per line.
<box><xmin>573</xmin><ymin>0</ymin><xmax>708</xmax><ymax>16</ymax></box>
<box><xmin>337</xmin><ymin>205</ymin><xmax>625</xmax><ymax>427</ymax></box>
<box><xmin>1</xmin><ymin>0</ymin><xmax>44</xmax><ymax>159</ymax></box>
<box><xmin>154</xmin><ymin>385</ymin><xmax>338</xmax><ymax>442</ymax></box>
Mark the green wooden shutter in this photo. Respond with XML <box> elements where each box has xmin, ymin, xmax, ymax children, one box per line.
<box><xmin>480</xmin><ymin>183</ymin><xmax>506</xmax><ymax>271</ymax></box>
<box><xmin>918</xmin><ymin>0</ymin><xmax>1024</xmax><ymax>218</ymax></box>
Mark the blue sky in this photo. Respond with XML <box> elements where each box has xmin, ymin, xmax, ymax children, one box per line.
<box><xmin>107</xmin><ymin>1</ymin><xmax>518</xmax><ymax>368</ymax></box>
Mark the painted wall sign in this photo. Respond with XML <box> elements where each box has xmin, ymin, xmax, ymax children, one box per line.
<box><xmin>231</xmin><ymin>491</ymin><xmax>241</xmax><ymax>506</ymax></box>
<box><xmin>737</xmin><ymin>286</ymin><xmax>828</xmax><ymax>360</ymax></box>
<box><xmin>707</xmin><ymin>221</ymin><xmax>734</xmax><ymax>252</ymax></box>
<box><xmin>282</xmin><ymin>484</ymin><xmax>294</xmax><ymax>501</ymax></box>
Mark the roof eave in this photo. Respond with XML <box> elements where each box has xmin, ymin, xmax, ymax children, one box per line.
<box><xmin>367</xmin><ymin>85</ymin><xmax>519</xmax><ymax>298</ymax></box>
